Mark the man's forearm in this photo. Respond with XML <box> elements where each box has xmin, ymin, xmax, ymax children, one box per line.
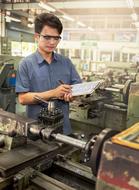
<box><xmin>18</xmin><ymin>89</ymin><xmax>56</xmax><ymax>105</ymax></box>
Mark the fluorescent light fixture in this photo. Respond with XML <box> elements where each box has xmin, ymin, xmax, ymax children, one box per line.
<box><xmin>28</xmin><ymin>17</ymin><xmax>34</xmax><ymax>22</ymax></box>
<box><xmin>5</xmin><ymin>16</ymin><xmax>11</xmax><ymax>22</ymax></box>
<box><xmin>126</xmin><ymin>0</ymin><xmax>134</xmax><ymax>8</ymax></box>
<box><xmin>131</xmin><ymin>13</ymin><xmax>138</xmax><ymax>21</ymax></box>
<box><xmin>5</xmin><ymin>16</ymin><xmax>21</xmax><ymax>22</ymax></box>
<box><xmin>62</xmin><ymin>15</ymin><xmax>74</xmax><ymax>22</ymax></box>
<box><xmin>39</xmin><ymin>2</ymin><xmax>56</xmax><ymax>12</ymax></box>
<box><xmin>28</xmin><ymin>23</ymin><xmax>34</xmax><ymax>28</ymax></box>
<box><xmin>133</xmin><ymin>22</ymin><xmax>139</xmax><ymax>27</ymax></box>
<box><xmin>77</xmin><ymin>21</ymin><xmax>86</xmax><ymax>27</ymax></box>
<box><xmin>87</xmin><ymin>27</ymin><xmax>94</xmax><ymax>31</ymax></box>
<box><xmin>6</xmin><ymin>11</ymin><xmax>10</xmax><ymax>16</ymax></box>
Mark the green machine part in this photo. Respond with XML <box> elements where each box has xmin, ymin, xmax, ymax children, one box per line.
<box><xmin>127</xmin><ymin>82</ymin><xmax>139</xmax><ymax>128</ymax></box>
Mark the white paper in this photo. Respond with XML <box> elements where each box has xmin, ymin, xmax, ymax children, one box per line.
<box><xmin>71</xmin><ymin>81</ymin><xmax>101</xmax><ymax>96</ymax></box>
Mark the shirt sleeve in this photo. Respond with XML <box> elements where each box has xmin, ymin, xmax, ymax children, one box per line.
<box><xmin>16</xmin><ymin>59</ymin><xmax>30</xmax><ymax>93</ymax></box>
<box><xmin>68</xmin><ymin>59</ymin><xmax>82</xmax><ymax>85</ymax></box>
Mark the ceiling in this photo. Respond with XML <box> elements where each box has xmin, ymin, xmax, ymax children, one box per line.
<box><xmin>45</xmin><ymin>0</ymin><xmax>139</xmax><ymax>31</ymax></box>
<box><xmin>1</xmin><ymin>0</ymin><xmax>139</xmax><ymax>35</ymax></box>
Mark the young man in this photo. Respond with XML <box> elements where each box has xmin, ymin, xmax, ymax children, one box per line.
<box><xmin>16</xmin><ymin>13</ymin><xmax>81</xmax><ymax>135</ymax></box>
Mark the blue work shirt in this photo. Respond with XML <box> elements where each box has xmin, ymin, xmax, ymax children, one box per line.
<box><xmin>16</xmin><ymin>50</ymin><xmax>82</xmax><ymax>135</ymax></box>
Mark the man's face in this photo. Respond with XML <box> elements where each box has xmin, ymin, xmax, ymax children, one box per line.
<box><xmin>35</xmin><ymin>25</ymin><xmax>61</xmax><ymax>53</ymax></box>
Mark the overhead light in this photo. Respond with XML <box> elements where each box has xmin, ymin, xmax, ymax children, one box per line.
<box><xmin>131</xmin><ymin>13</ymin><xmax>138</xmax><ymax>21</ymax></box>
<box><xmin>87</xmin><ymin>27</ymin><xmax>94</xmax><ymax>31</ymax></box>
<box><xmin>28</xmin><ymin>17</ymin><xmax>34</xmax><ymax>22</ymax></box>
<box><xmin>5</xmin><ymin>16</ymin><xmax>21</xmax><ymax>22</ymax></box>
<box><xmin>39</xmin><ymin>2</ymin><xmax>56</xmax><ymax>12</ymax></box>
<box><xmin>28</xmin><ymin>23</ymin><xmax>34</xmax><ymax>28</ymax></box>
<box><xmin>6</xmin><ymin>11</ymin><xmax>10</xmax><ymax>16</ymax></box>
<box><xmin>62</xmin><ymin>15</ymin><xmax>74</xmax><ymax>22</ymax></box>
<box><xmin>133</xmin><ymin>22</ymin><xmax>139</xmax><ymax>27</ymax></box>
<box><xmin>77</xmin><ymin>21</ymin><xmax>86</xmax><ymax>27</ymax></box>
<box><xmin>5</xmin><ymin>16</ymin><xmax>11</xmax><ymax>23</ymax></box>
<box><xmin>126</xmin><ymin>0</ymin><xmax>134</xmax><ymax>8</ymax></box>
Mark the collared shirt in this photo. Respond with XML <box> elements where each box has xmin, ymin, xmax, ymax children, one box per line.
<box><xmin>16</xmin><ymin>50</ymin><xmax>82</xmax><ymax>135</ymax></box>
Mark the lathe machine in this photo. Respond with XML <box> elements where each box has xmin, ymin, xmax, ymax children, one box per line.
<box><xmin>0</xmin><ymin>97</ymin><xmax>139</xmax><ymax>190</ymax></box>
<box><xmin>70</xmin><ymin>79</ymin><xmax>133</xmax><ymax>137</ymax></box>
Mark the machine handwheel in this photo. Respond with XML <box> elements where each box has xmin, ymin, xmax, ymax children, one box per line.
<box><xmin>89</xmin><ymin>128</ymin><xmax>118</xmax><ymax>176</ymax></box>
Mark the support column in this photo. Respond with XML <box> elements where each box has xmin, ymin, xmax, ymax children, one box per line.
<box><xmin>93</xmin><ymin>49</ymin><xmax>98</xmax><ymax>62</ymax></box>
<box><xmin>111</xmin><ymin>49</ymin><xmax>114</xmax><ymax>63</ymax></box>
<box><xmin>127</xmin><ymin>53</ymin><xmax>130</xmax><ymax>63</ymax></box>
<box><xmin>0</xmin><ymin>10</ymin><xmax>6</xmax><ymax>37</ymax></box>
<box><xmin>81</xmin><ymin>48</ymin><xmax>84</xmax><ymax>60</ymax></box>
<box><xmin>136</xmin><ymin>30</ymin><xmax>139</xmax><ymax>43</ymax></box>
<box><xmin>120</xmin><ymin>51</ymin><xmax>123</xmax><ymax>62</ymax></box>
<box><xmin>0</xmin><ymin>10</ymin><xmax>6</xmax><ymax>55</ymax></box>
<box><xmin>97</xmin><ymin>49</ymin><xmax>100</xmax><ymax>62</ymax></box>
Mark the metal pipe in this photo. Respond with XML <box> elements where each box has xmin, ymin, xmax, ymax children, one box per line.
<box><xmin>104</xmin><ymin>103</ymin><xmax>127</xmax><ymax>111</ymax></box>
<box><xmin>105</xmin><ymin>87</ymin><xmax>120</xmax><ymax>93</ymax></box>
<box><xmin>51</xmin><ymin>133</ymin><xmax>86</xmax><ymax>149</ymax></box>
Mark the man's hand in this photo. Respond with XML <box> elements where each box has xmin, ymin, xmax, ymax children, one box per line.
<box><xmin>54</xmin><ymin>84</ymin><xmax>72</xmax><ymax>99</ymax></box>
<box><xmin>63</xmin><ymin>93</ymin><xmax>73</xmax><ymax>102</ymax></box>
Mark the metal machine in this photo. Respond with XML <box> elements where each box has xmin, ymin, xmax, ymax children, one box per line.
<box><xmin>70</xmin><ymin>80</ymin><xmax>133</xmax><ymax>137</ymax></box>
<box><xmin>91</xmin><ymin>62</ymin><xmax>137</xmax><ymax>86</ymax></box>
<box><xmin>0</xmin><ymin>60</ymin><xmax>16</xmax><ymax>113</ymax></box>
<box><xmin>96</xmin><ymin>123</ymin><xmax>139</xmax><ymax>190</ymax></box>
<box><xmin>0</xmin><ymin>102</ymin><xmax>139</xmax><ymax>189</ymax></box>
<box><xmin>0</xmin><ymin>100</ymin><xmax>108</xmax><ymax>190</ymax></box>
<box><xmin>127</xmin><ymin>82</ymin><xmax>139</xmax><ymax>127</ymax></box>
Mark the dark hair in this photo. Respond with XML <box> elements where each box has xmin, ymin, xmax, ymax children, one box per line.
<box><xmin>34</xmin><ymin>13</ymin><xmax>63</xmax><ymax>34</ymax></box>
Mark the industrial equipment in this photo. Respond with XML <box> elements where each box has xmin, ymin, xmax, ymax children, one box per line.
<box><xmin>0</xmin><ymin>60</ymin><xmax>16</xmax><ymax>113</ymax></box>
<box><xmin>90</xmin><ymin>61</ymin><xmax>137</xmax><ymax>86</ymax></box>
<box><xmin>70</xmin><ymin>80</ymin><xmax>133</xmax><ymax>137</ymax></box>
<box><xmin>0</xmin><ymin>104</ymin><xmax>139</xmax><ymax>189</ymax></box>
<box><xmin>96</xmin><ymin>123</ymin><xmax>139</xmax><ymax>190</ymax></box>
<box><xmin>127</xmin><ymin>82</ymin><xmax>139</xmax><ymax>127</ymax></box>
<box><xmin>0</xmin><ymin>101</ymin><xmax>100</xmax><ymax>190</ymax></box>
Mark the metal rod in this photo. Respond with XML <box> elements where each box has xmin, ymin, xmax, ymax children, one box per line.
<box><xmin>51</xmin><ymin>133</ymin><xmax>86</xmax><ymax>149</ymax></box>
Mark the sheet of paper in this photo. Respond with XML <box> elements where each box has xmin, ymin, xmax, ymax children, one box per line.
<box><xmin>71</xmin><ymin>81</ymin><xmax>101</xmax><ymax>96</ymax></box>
